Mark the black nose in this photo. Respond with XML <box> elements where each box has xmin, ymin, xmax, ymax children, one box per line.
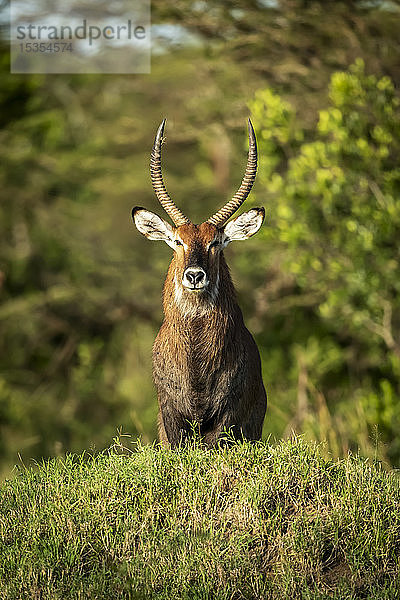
<box><xmin>185</xmin><ymin>270</ymin><xmax>205</xmax><ymax>286</ymax></box>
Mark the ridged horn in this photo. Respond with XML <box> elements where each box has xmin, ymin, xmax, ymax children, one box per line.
<box><xmin>150</xmin><ymin>119</ymin><xmax>190</xmax><ymax>227</ymax></box>
<box><xmin>207</xmin><ymin>119</ymin><xmax>257</xmax><ymax>228</ymax></box>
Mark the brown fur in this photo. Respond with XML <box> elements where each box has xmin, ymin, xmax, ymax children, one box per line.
<box><xmin>152</xmin><ymin>222</ymin><xmax>267</xmax><ymax>446</ymax></box>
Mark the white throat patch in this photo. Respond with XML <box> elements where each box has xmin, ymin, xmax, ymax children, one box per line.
<box><xmin>173</xmin><ymin>273</ymin><xmax>219</xmax><ymax>318</ymax></box>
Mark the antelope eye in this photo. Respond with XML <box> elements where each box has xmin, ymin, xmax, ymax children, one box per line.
<box><xmin>175</xmin><ymin>239</ymin><xmax>183</xmax><ymax>246</ymax></box>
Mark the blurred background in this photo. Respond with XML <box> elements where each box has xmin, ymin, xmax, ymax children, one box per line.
<box><xmin>1</xmin><ymin>0</ymin><xmax>400</xmax><ymax>476</ymax></box>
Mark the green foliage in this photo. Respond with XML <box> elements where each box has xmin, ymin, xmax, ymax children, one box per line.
<box><xmin>1</xmin><ymin>438</ymin><xmax>399</xmax><ymax>599</ymax></box>
<box><xmin>250</xmin><ymin>60</ymin><xmax>400</xmax><ymax>463</ymax></box>
<box><xmin>0</xmin><ymin>40</ymin><xmax>270</xmax><ymax>475</ymax></box>
<box><xmin>1</xmin><ymin>0</ymin><xmax>400</xmax><ymax>473</ymax></box>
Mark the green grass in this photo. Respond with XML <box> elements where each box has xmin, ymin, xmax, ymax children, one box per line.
<box><xmin>1</xmin><ymin>437</ymin><xmax>399</xmax><ymax>599</ymax></box>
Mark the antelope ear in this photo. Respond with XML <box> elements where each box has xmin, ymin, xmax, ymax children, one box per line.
<box><xmin>223</xmin><ymin>208</ymin><xmax>265</xmax><ymax>242</ymax></box>
<box><xmin>132</xmin><ymin>207</ymin><xmax>175</xmax><ymax>246</ymax></box>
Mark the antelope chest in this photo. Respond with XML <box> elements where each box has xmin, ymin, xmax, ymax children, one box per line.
<box><xmin>152</xmin><ymin>328</ymin><xmax>246</xmax><ymax>420</ymax></box>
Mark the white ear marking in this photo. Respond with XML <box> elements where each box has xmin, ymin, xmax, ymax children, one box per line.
<box><xmin>132</xmin><ymin>208</ymin><xmax>175</xmax><ymax>247</ymax></box>
<box><xmin>223</xmin><ymin>208</ymin><xmax>264</xmax><ymax>243</ymax></box>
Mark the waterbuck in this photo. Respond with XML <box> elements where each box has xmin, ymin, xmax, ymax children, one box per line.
<box><xmin>132</xmin><ymin>119</ymin><xmax>267</xmax><ymax>446</ymax></box>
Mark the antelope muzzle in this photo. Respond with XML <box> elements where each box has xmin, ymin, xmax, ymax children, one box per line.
<box><xmin>182</xmin><ymin>267</ymin><xmax>209</xmax><ymax>292</ymax></box>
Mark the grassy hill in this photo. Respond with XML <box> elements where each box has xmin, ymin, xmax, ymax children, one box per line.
<box><xmin>1</xmin><ymin>437</ymin><xmax>399</xmax><ymax>599</ymax></box>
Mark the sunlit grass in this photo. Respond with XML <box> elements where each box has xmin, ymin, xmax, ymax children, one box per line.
<box><xmin>1</xmin><ymin>436</ymin><xmax>399</xmax><ymax>599</ymax></box>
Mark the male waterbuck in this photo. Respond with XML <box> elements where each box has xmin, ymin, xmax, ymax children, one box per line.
<box><xmin>132</xmin><ymin>119</ymin><xmax>267</xmax><ymax>446</ymax></box>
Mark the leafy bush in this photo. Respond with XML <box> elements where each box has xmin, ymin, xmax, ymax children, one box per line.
<box><xmin>250</xmin><ymin>60</ymin><xmax>400</xmax><ymax>464</ymax></box>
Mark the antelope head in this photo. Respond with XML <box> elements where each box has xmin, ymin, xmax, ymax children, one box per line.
<box><xmin>132</xmin><ymin>119</ymin><xmax>264</xmax><ymax>308</ymax></box>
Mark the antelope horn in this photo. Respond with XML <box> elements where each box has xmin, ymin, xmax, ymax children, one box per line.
<box><xmin>150</xmin><ymin>119</ymin><xmax>191</xmax><ymax>227</ymax></box>
<box><xmin>207</xmin><ymin>119</ymin><xmax>257</xmax><ymax>228</ymax></box>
